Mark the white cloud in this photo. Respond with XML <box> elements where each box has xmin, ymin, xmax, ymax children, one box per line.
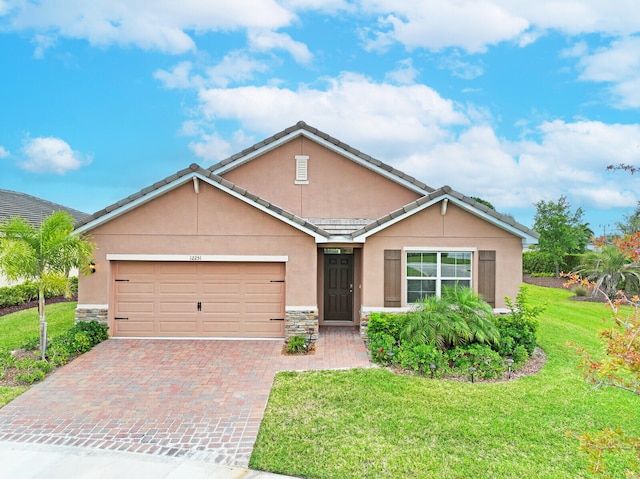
<box><xmin>206</xmin><ymin>52</ymin><xmax>270</xmax><ymax>87</ymax></box>
<box><xmin>248</xmin><ymin>30</ymin><xmax>313</xmax><ymax>64</ymax></box>
<box><xmin>385</xmin><ymin>58</ymin><xmax>419</xmax><ymax>85</ymax></box>
<box><xmin>6</xmin><ymin>0</ymin><xmax>294</xmax><ymax>54</ymax></box>
<box><xmin>32</xmin><ymin>34</ymin><xmax>56</xmax><ymax>59</ymax></box>
<box><xmin>360</xmin><ymin>1</ymin><xmax>529</xmax><ymax>53</ymax></box>
<box><xmin>438</xmin><ymin>51</ymin><xmax>485</xmax><ymax>79</ymax></box>
<box><xmin>19</xmin><ymin>137</ymin><xmax>91</xmax><ymax>174</ymax></box>
<box><xmin>0</xmin><ymin>146</ymin><xmax>9</xmax><ymax>159</ymax></box>
<box><xmin>154</xmin><ymin>61</ymin><xmax>197</xmax><ymax>89</ymax></box>
<box><xmin>193</xmin><ymin>73</ymin><xmax>468</xmax><ymax>162</ymax></box>
<box><xmin>360</xmin><ymin>1</ymin><xmax>640</xmax><ymax>54</ymax></box>
<box><xmin>576</xmin><ymin>36</ymin><xmax>640</xmax><ymax>108</ymax></box>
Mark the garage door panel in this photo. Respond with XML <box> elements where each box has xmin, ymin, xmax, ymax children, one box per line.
<box><xmin>115</xmin><ymin>302</ymin><xmax>155</xmax><ymax>314</ymax></box>
<box><xmin>202</xmin><ymin>321</ymin><xmax>241</xmax><ymax>334</ymax></box>
<box><xmin>159</xmin><ymin>321</ymin><xmax>197</xmax><ymax>334</ymax></box>
<box><xmin>113</xmin><ymin>261</ymin><xmax>285</xmax><ymax>338</ymax></box>
<box><xmin>115</xmin><ymin>282</ymin><xmax>154</xmax><ymax>295</ymax></box>
<box><xmin>159</xmin><ymin>282</ymin><xmax>198</xmax><ymax>295</ymax></box>
<box><xmin>114</xmin><ymin>321</ymin><xmax>154</xmax><ymax>334</ymax></box>
<box><xmin>158</xmin><ymin>301</ymin><xmax>198</xmax><ymax>314</ymax></box>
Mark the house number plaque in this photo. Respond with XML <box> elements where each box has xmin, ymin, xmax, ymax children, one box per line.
<box><xmin>189</xmin><ymin>255</ymin><xmax>202</xmax><ymax>261</ymax></box>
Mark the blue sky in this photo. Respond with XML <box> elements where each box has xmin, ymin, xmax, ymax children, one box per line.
<box><xmin>1</xmin><ymin>1</ymin><xmax>640</xmax><ymax>236</ymax></box>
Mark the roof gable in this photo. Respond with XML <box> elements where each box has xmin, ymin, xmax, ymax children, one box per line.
<box><xmin>351</xmin><ymin>186</ymin><xmax>539</xmax><ymax>245</ymax></box>
<box><xmin>209</xmin><ymin>121</ymin><xmax>433</xmax><ymax>196</ymax></box>
<box><xmin>74</xmin><ymin>164</ymin><xmax>331</xmax><ymax>241</ymax></box>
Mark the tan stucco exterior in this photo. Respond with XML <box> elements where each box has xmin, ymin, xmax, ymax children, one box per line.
<box><xmin>79</xmin><ymin>182</ymin><xmax>318</xmax><ymax>310</ymax></box>
<box><xmin>361</xmin><ymin>203</ymin><xmax>523</xmax><ymax>309</ymax></box>
<box><xmin>222</xmin><ymin>136</ymin><xmax>421</xmax><ymax>219</ymax></box>
<box><xmin>76</xmin><ymin>122</ymin><xmax>535</xmax><ymax>338</ymax></box>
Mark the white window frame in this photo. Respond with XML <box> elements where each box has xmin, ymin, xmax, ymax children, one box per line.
<box><xmin>295</xmin><ymin>155</ymin><xmax>309</xmax><ymax>184</ymax></box>
<box><xmin>404</xmin><ymin>247</ymin><xmax>475</xmax><ymax>304</ymax></box>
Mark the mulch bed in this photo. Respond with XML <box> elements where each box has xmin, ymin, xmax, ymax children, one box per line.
<box><xmin>0</xmin><ymin>295</ymin><xmax>77</xmax><ymax>317</ymax></box>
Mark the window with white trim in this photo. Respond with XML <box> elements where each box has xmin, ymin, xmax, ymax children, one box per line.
<box><xmin>406</xmin><ymin>251</ymin><xmax>472</xmax><ymax>303</ymax></box>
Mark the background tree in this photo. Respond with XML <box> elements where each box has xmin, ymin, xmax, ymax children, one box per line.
<box><xmin>532</xmin><ymin>196</ymin><xmax>592</xmax><ymax>277</ymax></box>
<box><xmin>616</xmin><ymin>203</ymin><xmax>640</xmax><ymax>236</ymax></box>
<box><xmin>0</xmin><ymin>211</ymin><xmax>94</xmax><ymax>359</ymax></box>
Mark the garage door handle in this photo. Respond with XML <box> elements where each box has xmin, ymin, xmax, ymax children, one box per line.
<box><xmin>197</xmin><ymin>302</ymin><xmax>202</xmax><ymax>311</ymax></box>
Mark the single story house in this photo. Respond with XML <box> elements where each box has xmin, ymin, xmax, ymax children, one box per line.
<box><xmin>74</xmin><ymin>121</ymin><xmax>538</xmax><ymax>340</ymax></box>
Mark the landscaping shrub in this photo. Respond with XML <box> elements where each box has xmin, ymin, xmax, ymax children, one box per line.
<box><xmin>366</xmin><ymin>312</ymin><xmax>408</xmax><ymax>340</ymax></box>
<box><xmin>523</xmin><ymin>251</ymin><xmax>584</xmax><ymax>276</ymax></box>
<box><xmin>286</xmin><ymin>336</ymin><xmax>307</xmax><ymax>354</ymax></box>
<box><xmin>14</xmin><ymin>356</ymin><xmax>52</xmax><ymax>385</ymax></box>
<box><xmin>0</xmin><ymin>278</ymin><xmax>79</xmax><ymax>309</ymax></box>
<box><xmin>401</xmin><ymin>287</ymin><xmax>499</xmax><ymax>350</ymax></box>
<box><xmin>396</xmin><ymin>342</ymin><xmax>446</xmax><ymax>375</ymax></box>
<box><xmin>46</xmin><ymin>320</ymin><xmax>108</xmax><ymax>363</ymax></box>
<box><xmin>446</xmin><ymin>344</ymin><xmax>505</xmax><ymax>379</ymax></box>
<box><xmin>494</xmin><ymin>286</ymin><xmax>545</xmax><ymax>359</ymax></box>
<box><xmin>368</xmin><ymin>332</ymin><xmax>397</xmax><ymax>364</ymax></box>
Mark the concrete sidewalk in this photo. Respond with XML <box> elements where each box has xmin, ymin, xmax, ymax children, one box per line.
<box><xmin>0</xmin><ymin>441</ymin><xmax>299</xmax><ymax>479</ymax></box>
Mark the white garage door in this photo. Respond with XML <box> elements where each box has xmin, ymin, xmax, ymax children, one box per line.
<box><xmin>112</xmin><ymin>261</ymin><xmax>285</xmax><ymax>338</ymax></box>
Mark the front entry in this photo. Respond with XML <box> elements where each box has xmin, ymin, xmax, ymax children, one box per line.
<box><xmin>324</xmin><ymin>254</ymin><xmax>354</xmax><ymax>321</ymax></box>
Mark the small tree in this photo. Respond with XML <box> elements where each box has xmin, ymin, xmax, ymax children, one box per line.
<box><xmin>576</xmin><ymin>245</ymin><xmax>640</xmax><ymax>299</ymax></box>
<box><xmin>0</xmin><ymin>212</ymin><xmax>94</xmax><ymax>359</ymax></box>
<box><xmin>532</xmin><ymin>195</ymin><xmax>592</xmax><ymax>277</ymax></box>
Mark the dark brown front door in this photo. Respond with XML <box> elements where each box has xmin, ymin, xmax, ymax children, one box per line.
<box><xmin>324</xmin><ymin>254</ymin><xmax>354</xmax><ymax>321</ymax></box>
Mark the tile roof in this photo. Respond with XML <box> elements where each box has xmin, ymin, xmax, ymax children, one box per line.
<box><xmin>351</xmin><ymin>185</ymin><xmax>539</xmax><ymax>241</ymax></box>
<box><xmin>0</xmin><ymin>189</ymin><xmax>89</xmax><ymax>226</ymax></box>
<box><xmin>74</xmin><ymin>164</ymin><xmax>332</xmax><ymax>239</ymax></box>
<box><xmin>209</xmin><ymin>121</ymin><xmax>434</xmax><ymax>194</ymax></box>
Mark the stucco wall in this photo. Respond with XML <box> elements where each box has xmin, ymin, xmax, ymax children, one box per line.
<box><xmin>78</xmin><ymin>181</ymin><xmax>318</xmax><ymax>308</ymax></box>
<box><xmin>361</xmin><ymin>202</ymin><xmax>523</xmax><ymax>309</ymax></box>
<box><xmin>221</xmin><ymin>136</ymin><xmax>421</xmax><ymax>219</ymax></box>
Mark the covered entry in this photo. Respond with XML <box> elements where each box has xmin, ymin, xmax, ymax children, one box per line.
<box><xmin>111</xmin><ymin>260</ymin><xmax>285</xmax><ymax>338</ymax></box>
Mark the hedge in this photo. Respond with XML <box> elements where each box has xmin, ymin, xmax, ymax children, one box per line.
<box><xmin>0</xmin><ymin>277</ymin><xmax>78</xmax><ymax>309</ymax></box>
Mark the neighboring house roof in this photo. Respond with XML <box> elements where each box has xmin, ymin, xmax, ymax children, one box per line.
<box><xmin>0</xmin><ymin>189</ymin><xmax>89</xmax><ymax>226</ymax></box>
<box><xmin>209</xmin><ymin>121</ymin><xmax>434</xmax><ymax>196</ymax></box>
<box><xmin>74</xmin><ymin>121</ymin><xmax>539</xmax><ymax>246</ymax></box>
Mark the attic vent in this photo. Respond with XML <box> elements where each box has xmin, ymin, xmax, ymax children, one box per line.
<box><xmin>295</xmin><ymin>155</ymin><xmax>309</xmax><ymax>184</ymax></box>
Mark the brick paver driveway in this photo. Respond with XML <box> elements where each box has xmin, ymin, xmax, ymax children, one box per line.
<box><xmin>0</xmin><ymin>328</ymin><xmax>370</xmax><ymax>467</ymax></box>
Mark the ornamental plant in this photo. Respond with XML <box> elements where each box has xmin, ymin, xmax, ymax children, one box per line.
<box><xmin>564</xmin><ymin>273</ymin><xmax>640</xmax><ymax>477</ymax></box>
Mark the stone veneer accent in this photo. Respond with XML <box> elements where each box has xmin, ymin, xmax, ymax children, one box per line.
<box><xmin>284</xmin><ymin>308</ymin><xmax>319</xmax><ymax>341</ymax></box>
<box><xmin>359</xmin><ymin>309</ymin><xmax>371</xmax><ymax>340</ymax></box>
<box><xmin>75</xmin><ymin>306</ymin><xmax>108</xmax><ymax>325</ymax></box>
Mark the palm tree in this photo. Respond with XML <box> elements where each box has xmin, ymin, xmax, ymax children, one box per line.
<box><xmin>400</xmin><ymin>286</ymin><xmax>499</xmax><ymax>350</ymax></box>
<box><xmin>0</xmin><ymin>211</ymin><xmax>94</xmax><ymax>359</ymax></box>
<box><xmin>576</xmin><ymin>245</ymin><xmax>640</xmax><ymax>300</ymax></box>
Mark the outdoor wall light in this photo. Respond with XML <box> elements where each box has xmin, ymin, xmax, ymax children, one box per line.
<box><xmin>506</xmin><ymin>358</ymin><xmax>515</xmax><ymax>379</ymax></box>
<box><xmin>88</xmin><ymin>261</ymin><xmax>96</xmax><ymax>274</ymax></box>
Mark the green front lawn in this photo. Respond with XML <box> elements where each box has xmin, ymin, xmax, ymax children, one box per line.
<box><xmin>250</xmin><ymin>286</ymin><xmax>640</xmax><ymax>478</ymax></box>
<box><xmin>0</xmin><ymin>302</ymin><xmax>76</xmax><ymax>351</ymax></box>
<box><xmin>0</xmin><ymin>302</ymin><xmax>76</xmax><ymax>408</ymax></box>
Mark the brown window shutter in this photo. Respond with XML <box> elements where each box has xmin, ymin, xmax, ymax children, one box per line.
<box><xmin>384</xmin><ymin>250</ymin><xmax>401</xmax><ymax>307</ymax></box>
<box><xmin>478</xmin><ymin>250</ymin><xmax>496</xmax><ymax>307</ymax></box>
